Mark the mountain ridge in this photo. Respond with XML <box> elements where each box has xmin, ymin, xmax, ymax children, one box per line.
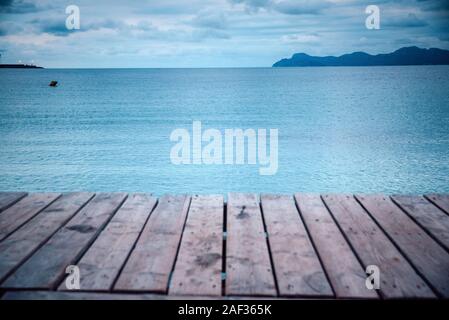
<box><xmin>272</xmin><ymin>46</ymin><xmax>449</xmax><ymax>67</ymax></box>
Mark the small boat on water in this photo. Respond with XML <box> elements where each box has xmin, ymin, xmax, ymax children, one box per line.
<box><xmin>49</xmin><ymin>81</ymin><xmax>58</xmax><ymax>87</ymax></box>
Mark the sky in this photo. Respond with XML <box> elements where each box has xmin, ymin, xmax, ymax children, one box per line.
<box><xmin>0</xmin><ymin>0</ymin><xmax>448</xmax><ymax>68</ymax></box>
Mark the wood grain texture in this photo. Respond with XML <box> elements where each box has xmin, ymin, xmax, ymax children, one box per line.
<box><xmin>61</xmin><ymin>193</ymin><xmax>157</xmax><ymax>292</ymax></box>
<box><xmin>392</xmin><ymin>195</ymin><xmax>449</xmax><ymax>251</ymax></box>
<box><xmin>2</xmin><ymin>192</ymin><xmax>449</xmax><ymax>300</ymax></box>
<box><xmin>261</xmin><ymin>194</ymin><xmax>332</xmax><ymax>297</ymax></box>
<box><xmin>2</xmin><ymin>291</ymin><xmax>168</xmax><ymax>300</ymax></box>
<box><xmin>296</xmin><ymin>194</ymin><xmax>378</xmax><ymax>299</ymax></box>
<box><xmin>357</xmin><ymin>194</ymin><xmax>449</xmax><ymax>297</ymax></box>
<box><xmin>169</xmin><ymin>195</ymin><xmax>223</xmax><ymax>296</ymax></box>
<box><xmin>0</xmin><ymin>192</ymin><xmax>94</xmax><ymax>284</ymax></box>
<box><xmin>2</xmin><ymin>193</ymin><xmax>126</xmax><ymax>289</ymax></box>
<box><xmin>0</xmin><ymin>193</ymin><xmax>61</xmax><ymax>241</ymax></box>
<box><xmin>114</xmin><ymin>195</ymin><xmax>191</xmax><ymax>293</ymax></box>
<box><xmin>425</xmin><ymin>194</ymin><xmax>449</xmax><ymax>215</ymax></box>
<box><xmin>322</xmin><ymin>194</ymin><xmax>434</xmax><ymax>298</ymax></box>
<box><xmin>226</xmin><ymin>193</ymin><xmax>276</xmax><ymax>296</ymax></box>
<box><xmin>0</xmin><ymin>192</ymin><xmax>27</xmax><ymax>213</ymax></box>
<box><xmin>1</xmin><ymin>291</ymin><xmax>241</xmax><ymax>300</ymax></box>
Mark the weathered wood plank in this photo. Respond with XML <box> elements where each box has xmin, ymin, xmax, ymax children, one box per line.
<box><xmin>261</xmin><ymin>194</ymin><xmax>332</xmax><ymax>297</ymax></box>
<box><xmin>1</xmin><ymin>193</ymin><xmax>126</xmax><ymax>289</ymax></box>
<box><xmin>0</xmin><ymin>192</ymin><xmax>94</xmax><ymax>284</ymax></box>
<box><xmin>2</xmin><ymin>291</ymin><xmax>259</xmax><ymax>300</ymax></box>
<box><xmin>169</xmin><ymin>195</ymin><xmax>223</xmax><ymax>296</ymax></box>
<box><xmin>114</xmin><ymin>195</ymin><xmax>191</xmax><ymax>293</ymax></box>
<box><xmin>296</xmin><ymin>194</ymin><xmax>378</xmax><ymax>299</ymax></box>
<box><xmin>0</xmin><ymin>193</ymin><xmax>61</xmax><ymax>241</ymax></box>
<box><xmin>0</xmin><ymin>192</ymin><xmax>27</xmax><ymax>213</ymax></box>
<box><xmin>392</xmin><ymin>195</ymin><xmax>449</xmax><ymax>251</ymax></box>
<box><xmin>322</xmin><ymin>194</ymin><xmax>434</xmax><ymax>298</ymax></box>
<box><xmin>59</xmin><ymin>193</ymin><xmax>157</xmax><ymax>292</ymax></box>
<box><xmin>425</xmin><ymin>194</ymin><xmax>449</xmax><ymax>215</ymax></box>
<box><xmin>226</xmin><ymin>193</ymin><xmax>276</xmax><ymax>296</ymax></box>
<box><xmin>2</xmin><ymin>291</ymin><xmax>169</xmax><ymax>300</ymax></box>
<box><xmin>357</xmin><ymin>195</ymin><xmax>449</xmax><ymax>297</ymax></box>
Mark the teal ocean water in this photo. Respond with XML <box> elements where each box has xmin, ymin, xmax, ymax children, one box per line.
<box><xmin>1</xmin><ymin>66</ymin><xmax>449</xmax><ymax>195</ymax></box>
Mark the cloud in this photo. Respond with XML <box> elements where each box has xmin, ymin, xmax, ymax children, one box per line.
<box><xmin>25</xmin><ymin>15</ymin><xmax>229</xmax><ymax>44</ymax></box>
<box><xmin>1</xmin><ymin>32</ymin><xmax>59</xmax><ymax>46</ymax></box>
<box><xmin>281</xmin><ymin>33</ymin><xmax>320</xmax><ymax>43</ymax></box>
<box><xmin>0</xmin><ymin>0</ymin><xmax>40</xmax><ymax>14</ymax></box>
<box><xmin>192</xmin><ymin>10</ymin><xmax>228</xmax><ymax>29</ymax></box>
<box><xmin>229</xmin><ymin>0</ymin><xmax>271</xmax><ymax>10</ymax></box>
<box><xmin>228</xmin><ymin>0</ymin><xmax>330</xmax><ymax>14</ymax></box>
<box><xmin>0</xmin><ymin>0</ymin><xmax>13</xmax><ymax>7</ymax></box>
<box><xmin>35</xmin><ymin>18</ymin><xmax>70</xmax><ymax>36</ymax></box>
<box><xmin>0</xmin><ymin>20</ymin><xmax>24</xmax><ymax>35</ymax></box>
<box><xmin>418</xmin><ymin>0</ymin><xmax>449</xmax><ymax>12</ymax></box>
<box><xmin>273</xmin><ymin>0</ymin><xmax>330</xmax><ymax>15</ymax></box>
<box><xmin>0</xmin><ymin>0</ymin><xmax>448</xmax><ymax>67</ymax></box>
<box><xmin>133</xmin><ymin>0</ymin><xmax>221</xmax><ymax>15</ymax></box>
<box><xmin>29</xmin><ymin>17</ymin><xmax>129</xmax><ymax>37</ymax></box>
<box><xmin>193</xmin><ymin>29</ymin><xmax>231</xmax><ymax>40</ymax></box>
<box><xmin>384</xmin><ymin>13</ymin><xmax>428</xmax><ymax>28</ymax></box>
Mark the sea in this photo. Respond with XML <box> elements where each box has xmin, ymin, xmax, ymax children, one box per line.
<box><xmin>1</xmin><ymin>66</ymin><xmax>449</xmax><ymax>195</ymax></box>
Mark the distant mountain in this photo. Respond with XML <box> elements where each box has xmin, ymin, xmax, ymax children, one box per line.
<box><xmin>272</xmin><ymin>47</ymin><xmax>449</xmax><ymax>67</ymax></box>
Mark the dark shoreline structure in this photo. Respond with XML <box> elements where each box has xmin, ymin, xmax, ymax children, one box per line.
<box><xmin>273</xmin><ymin>46</ymin><xmax>449</xmax><ymax>67</ymax></box>
<box><xmin>0</xmin><ymin>64</ymin><xmax>43</xmax><ymax>69</ymax></box>
<box><xmin>0</xmin><ymin>191</ymin><xmax>448</xmax><ymax>300</ymax></box>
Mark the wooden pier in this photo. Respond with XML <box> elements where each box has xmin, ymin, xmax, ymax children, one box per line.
<box><xmin>0</xmin><ymin>192</ymin><xmax>448</xmax><ymax>300</ymax></box>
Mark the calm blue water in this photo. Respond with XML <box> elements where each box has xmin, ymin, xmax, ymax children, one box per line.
<box><xmin>1</xmin><ymin>66</ymin><xmax>449</xmax><ymax>195</ymax></box>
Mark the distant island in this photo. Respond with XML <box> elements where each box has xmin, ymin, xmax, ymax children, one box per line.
<box><xmin>0</xmin><ymin>64</ymin><xmax>43</xmax><ymax>69</ymax></box>
<box><xmin>272</xmin><ymin>46</ymin><xmax>449</xmax><ymax>67</ymax></box>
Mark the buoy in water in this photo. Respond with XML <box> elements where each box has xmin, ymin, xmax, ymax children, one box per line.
<box><xmin>49</xmin><ymin>80</ymin><xmax>58</xmax><ymax>87</ymax></box>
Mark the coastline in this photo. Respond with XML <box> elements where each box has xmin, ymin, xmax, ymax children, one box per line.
<box><xmin>0</xmin><ymin>64</ymin><xmax>43</xmax><ymax>69</ymax></box>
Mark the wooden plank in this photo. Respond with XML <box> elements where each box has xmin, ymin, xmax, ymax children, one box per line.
<box><xmin>261</xmin><ymin>194</ymin><xmax>333</xmax><ymax>297</ymax></box>
<box><xmin>226</xmin><ymin>193</ymin><xmax>276</xmax><ymax>296</ymax></box>
<box><xmin>425</xmin><ymin>194</ymin><xmax>449</xmax><ymax>215</ymax></box>
<box><xmin>296</xmin><ymin>194</ymin><xmax>378</xmax><ymax>299</ymax></box>
<box><xmin>1</xmin><ymin>291</ymin><xmax>243</xmax><ymax>300</ymax></box>
<box><xmin>0</xmin><ymin>192</ymin><xmax>94</xmax><ymax>284</ymax></box>
<box><xmin>169</xmin><ymin>195</ymin><xmax>223</xmax><ymax>296</ymax></box>
<box><xmin>0</xmin><ymin>192</ymin><xmax>27</xmax><ymax>212</ymax></box>
<box><xmin>59</xmin><ymin>193</ymin><xmax>157</xmax><ymax>292</ymax></box>
<box><xmin>0</xmin><ymin>193</ymin><xmax>61</xmax><ymax>241</ymax></box>
<box><xmin>1</xmin><ymin>193</ymin><xmax>126</xmax><ymax>289</ymax></box>
<box><xmin>357</xmin><ymin>195</ymin><xmax>449</xmax><ymax>297</ymax></box>
<box><xmin>114</xmin><ymin>194</ymin><xmax>191</xmax><ymax>293</ymax></box>
<box><xmin>392</xmin><ymin>195</ymin><xmax>449</xmax><ymax>251</ymax></box>
<box><xmin>322</xmin><ymin>194</ymin><xmax>435</xmax><ymax>298</ymax></box>
<box><xmin>2</xmin><ymin>291</ymin><xmax>167</xmax><ymax>300</ymax></box>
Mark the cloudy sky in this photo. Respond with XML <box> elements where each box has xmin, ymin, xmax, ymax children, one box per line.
<box><xmin>0</xmin><ymin>0</ymin><xmax>448</xmax><ymax>68</ymax></box>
